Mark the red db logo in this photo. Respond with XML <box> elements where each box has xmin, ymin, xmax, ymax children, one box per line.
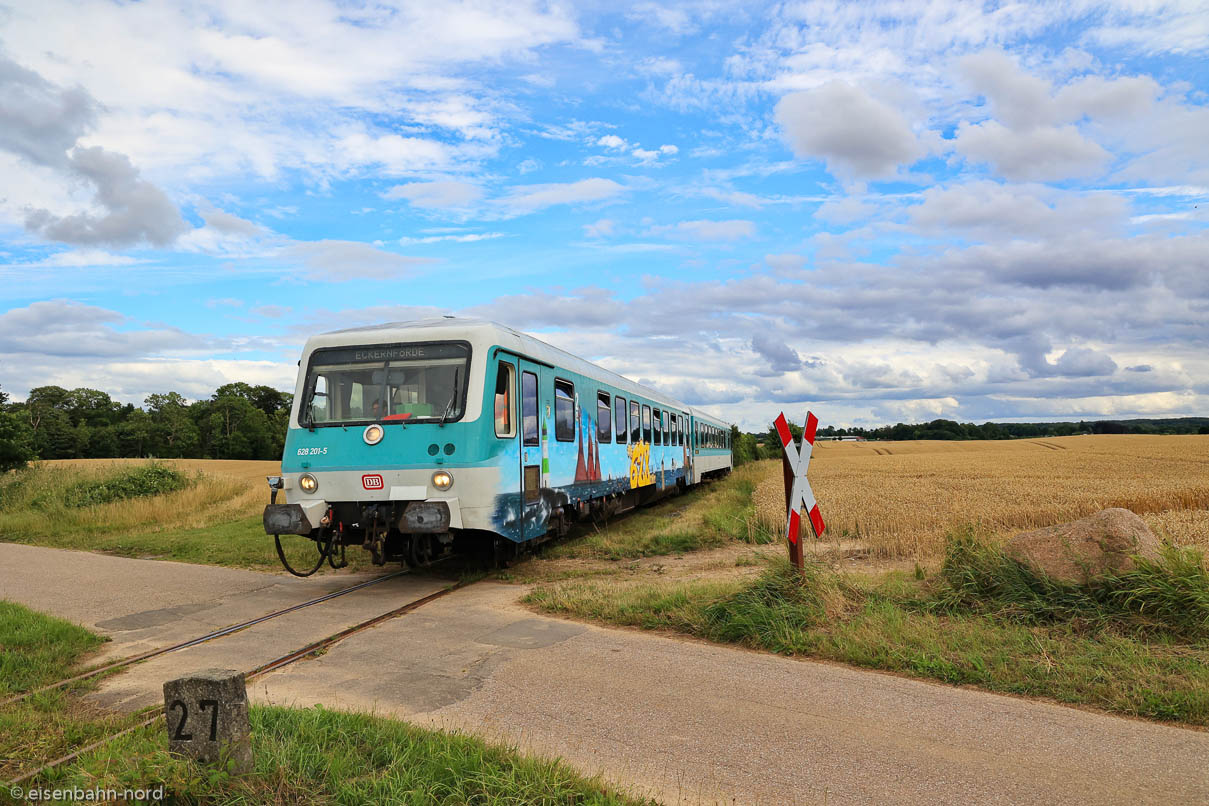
<box><xmin>362</xmin><ymin>474</ymin><xmax>384</xmax><ymax>490</ymax></box>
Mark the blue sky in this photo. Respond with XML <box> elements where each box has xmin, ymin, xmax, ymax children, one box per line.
<box><xmin>1</xmin><ymin>1</ymin><xmax>1207</xmax><ymax>431</ymax></box>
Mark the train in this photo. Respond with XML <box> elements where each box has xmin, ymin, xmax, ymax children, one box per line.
<box><xmin>263</xmin><ymin>318</ymin><xmax>733</xmax><ymax>574</ymax></box>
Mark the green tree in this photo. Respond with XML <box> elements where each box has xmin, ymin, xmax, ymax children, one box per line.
<box><xmin>63</xmin><ymin>388</ymin><xmax>120</xmax><ymax>428</ymax></box>
<box><xmin>117</xmin><ymin>409</ymin><xmax>155</xmax><ymax>457</ymax></box>
<box><xmin>0</xmin><ymin>409</ymin><xmax>35</xmax><ymax>471</ymax></box>
<box><xmin>198</xmin><ymin>394</ymin><xmax>272</xmax><ymax>459</ymax></box>
<box><xmin>146</xmin><ymin>392</ymin><xmax>200</xmax><ymax>457</ymax></box>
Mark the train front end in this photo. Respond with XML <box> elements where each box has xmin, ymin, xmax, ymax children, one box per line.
<box><xmin>263</xmin><ymin>323</ymin><xmax>497</xmax><ymax>575</ymax></box>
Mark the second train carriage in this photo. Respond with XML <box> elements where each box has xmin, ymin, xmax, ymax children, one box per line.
<box><xmin>264</xmin><ymin>318</ymin><xmax>733</xmax><ymax>570</ymax></box>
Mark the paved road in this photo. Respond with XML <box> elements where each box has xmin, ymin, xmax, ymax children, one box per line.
<box><xmin>3</xmin><ymin>543</ymin><xmax>1207</xmax><ymax>805</ymax></box>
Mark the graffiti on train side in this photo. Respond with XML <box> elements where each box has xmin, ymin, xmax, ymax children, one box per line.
<box><xmin>627</xmin><ymin>441</ymin><xmax>655</xmax><ymax>488</ymax></box>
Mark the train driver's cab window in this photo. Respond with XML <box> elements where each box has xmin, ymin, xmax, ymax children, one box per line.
<box><xmin>597</xmin><ymin>392</ymin><xmax>612</xmax><ymax>443</ymax></box>
<box><xmin>522</xmin><ymin>371</ymin><xmax>538</xmax><ymax>446</ymax></box>
<box><xmin>642</xmin><ymin>405</ymin><xmax>652</xmax><ymax>444</ymax></box>
<box><xmin>630</xmin><ymin>400</ymin><xmax>640</xmax><ymax>443</ymax></box>
<box><xmin>494</xmin><ymin>362</ymin><xmax>515</xmax><ymax>438</ymax></box>
<box><xmin>555</xmin><ymin>379</ymin><xmax>575</xmax><ymax>441</ymax></box>
<box><xmin>303</xmin><ymin>342</ymin><xmax>469</xmax><ymax>426</ymax></box>
<box><xmin>652</xmin><ymin>408</ymin><xmax>662</xmax><ymax>445</ymax></box>
<box><xmin>615</xmin><ymin>396</ymin><xmax>627</xmax><ymax>444</ymax></box>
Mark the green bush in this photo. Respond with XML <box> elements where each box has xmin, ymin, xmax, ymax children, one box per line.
<box><xmin>58</xmin><ymin>463</ymin><xmax>189</xmax><ymax>508</ymax></box>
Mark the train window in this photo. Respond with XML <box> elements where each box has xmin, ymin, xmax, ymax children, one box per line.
<box><xmin>554</xmin><ymin>379</ymin><xmax>575</xmax><ymax>442</ymax></box>
<box><xmin>662</xmin><ymin>411</ymin><xmax>669</xmax><ymax>445</ymax></box>
<box><xmin>597</xmin><ymin>391</ymin><xmax>611</xmax><ymax>443</ymax></box>
<box><xmin>669</xmin><ymin>413</ymin><xmax>677</xmax><ymax>446</ymax></box>
<box><xmin>652</xmin><ymin>408</ymin><xmax>661</xmax><ymax>445</ymax></box>
<box><xmin>630</xmin><ymin>399</ymin><xmax>640</xmax><ymax>443</ymax></box>
<box><xmin>522</xmin><ymin>371</ymin><xmax>538</xmax><ymax>446</ymax></box>
<box><xmin>642</xmin><ymin>405</ymin><xmax>652</xmax><ymax>444</ymax></box>
<box><xmin>304</xmin><ymin>341</ymin><xmax>470</xmax><ymax>426</ymax></box>
<box><xmin>494</xmin><ymin>362</ymin><xmax>515</xmax><ymax>438</ymax></box>
<box><xmin>615</xmin><ymin>396</ymin><xmax>627</xmax><ymax>444</ymax></box>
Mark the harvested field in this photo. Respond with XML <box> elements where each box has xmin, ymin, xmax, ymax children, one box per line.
<box><xmin>753</xmin><ymin>434</ymin><xmax>1209</xmax><ymax>559</ymax></box>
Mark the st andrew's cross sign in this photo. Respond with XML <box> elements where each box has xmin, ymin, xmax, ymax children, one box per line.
<box><xmin>773</xmin><ymin>411</ymin><xmax>826</xmax><ymax>570</ymax></box>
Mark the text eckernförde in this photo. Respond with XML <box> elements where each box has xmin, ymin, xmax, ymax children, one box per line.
<box><xmin>14</xmin><ymin>785</ymin><xmax>165</xmax><ymax>802</ymax></box>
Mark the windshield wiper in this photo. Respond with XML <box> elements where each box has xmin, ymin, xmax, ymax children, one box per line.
<box><xmin>439</xmin><ymin>369</ymin><xmax>460</xmax><ymax>427</ymax></box>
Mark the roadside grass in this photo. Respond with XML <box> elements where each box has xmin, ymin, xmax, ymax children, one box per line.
<box><xmin>546</xmin><ymin>463</ymin><xmax>774</xmax><ymax>561</ymax></box>
<box><xmin>0</xmin><ymin>601</ymin><xmax>134</xmax><ymax>786</ymax></box>
<box><xmin>526</xmin><ymin>536</ymin><xmax>1209</xmax><ymax>726</ymax></box>
<box><xmin>1</xmin><ymin>602</ymin><xmax>651</xmax><ymax>805</ymax></box>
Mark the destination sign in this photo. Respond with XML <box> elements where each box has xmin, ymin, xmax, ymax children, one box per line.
<box><xmin>313</xmin><ymin>341</ymin><xmax>469</xmax><ymax>365</ymax></box>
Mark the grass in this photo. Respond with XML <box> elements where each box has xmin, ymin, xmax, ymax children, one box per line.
<box><xmin>934</xmin><ymin>529</ymin><xmax>1209</xmax><ymax>637</ymax></box>
<box><xmin>525</xmin><ymin>535</ymin><xmax>1209</xmax><ymax>726</ymax></box>
<box><xmin>546</xmin><ymin>462</ymin><xmax>774</xmax><ymax>561</ymax></box>
<box><xmin>1</xmin><ymin>601</ymin><xmax>651</xmax><ymax>805</ymax></box>
<box><xmin>0</xmin><ymin>602</ymin><xmax>134</xmax><ymax>786</ymax></box>
<box><xmin>0</xmin><ymin>460</ymin><xmax>382</xmax><ymax>571</ymax></box>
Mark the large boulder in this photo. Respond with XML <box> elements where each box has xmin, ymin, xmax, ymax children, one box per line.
<box><xmin>1005</xmin><ymin>508</ymin><xmax>1162</xmax><ymax>585</ymax></box>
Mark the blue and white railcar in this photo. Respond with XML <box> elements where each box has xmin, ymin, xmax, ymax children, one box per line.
<box><xmin>264</xmin><ymin>318</ymin><xmax>733</xmax><ymax>570</ymax></box>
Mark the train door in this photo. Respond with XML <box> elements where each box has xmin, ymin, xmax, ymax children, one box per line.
<box><xmin>683</xmin><ymin>412</ymin><xmax>693</xmax><ymax>484</ymax></box>
<box><xmin>517</xmin><ymin>358</ymin><xmax>548</xmax><ymax>540</ymax></box>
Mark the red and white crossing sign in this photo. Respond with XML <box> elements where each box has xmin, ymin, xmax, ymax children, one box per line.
<box><xmin>774</xmin><ymin>411</ymin><xmax>826</xmax><ymax>546</ymax></box>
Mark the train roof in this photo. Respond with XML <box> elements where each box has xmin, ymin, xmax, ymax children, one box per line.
<box><xmin>306</xmin><ymin>317</ymin><xmax>732</xmax><ymax>429</ymax></box>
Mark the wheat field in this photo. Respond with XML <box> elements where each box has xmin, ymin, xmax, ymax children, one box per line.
<box><xmin>753</xmin><ymin>434</ymin><xmax>1209</xmax><ymax>559</ymax></box>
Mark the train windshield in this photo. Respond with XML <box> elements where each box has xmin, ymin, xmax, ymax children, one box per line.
<box><xmin>301</xmin><ymin>341</ymin><xmax>470</xmax><ymax>426</ymax></box>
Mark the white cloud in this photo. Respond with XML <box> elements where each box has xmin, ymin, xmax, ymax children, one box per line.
<box><xmin>382</xmin><ymin>180</ymin><xmax>483</xmax><ymax>208</ymax></box>
<box><xmin>0</xmin><ymin>0</ymin><xmax>583</xmax><ymax>188</ymax></box>
<box><xmin>650</xmin><ymin>219</ymin><xmax>756</xmax><ymax>241</ymax></box>
<box><xmin>954</xmin><ymin>121</ymin><xmax>1111</xmax><ymax>181</ymax></box>
<box><xmin>499</xmin><ymin>178</ymin><xmax>625</xmax><ymax>213</ymax></box>
<box><xmin>596</xmin><ymin>134</ymin><xmax>626</xmax><ymax>149</ymax></box>
<box><xmin>397</xmin><ymin>232</ymin><xmax>504</xmax><ymax>244</ymax></box>
<box><xmin>583</xmin><ymin>218</ymin><xmax>615</xmax><ymax>238</ymax></box>
<box><xmin>283</xmin><ymin>240</ymin><xmax>437</xmax><ymax>280</ymax></box>
<box><xmin>774</xmin><ymin>82</ymin><xmax>925</xmax><ymax>179</ymax></box>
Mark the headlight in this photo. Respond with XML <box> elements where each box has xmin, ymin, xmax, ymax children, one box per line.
<box><xmin>431</xmin><ymin>470</ymin><xmax>453</xmax><ymax>491</ymax></box>
<box><xmin>363</xmin><ymin>424</ymin><xmax>384</xmax><ymax>445</ymax></box>
<box><xmin>299</xmin><ymin>473</ymin><xmax>319</xmax><ymax>493</ymax></box>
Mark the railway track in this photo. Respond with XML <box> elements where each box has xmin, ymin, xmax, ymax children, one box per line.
<box><xmin>4</xmin><ymin>573</ymin><xmax>477</xmax><ymax>786</ymax></box>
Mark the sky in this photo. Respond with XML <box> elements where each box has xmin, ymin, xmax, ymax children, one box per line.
<box><xmin>0</xmin><ymin>0</ymin><xmax>1207</xmax><ymax>432</ymax></box>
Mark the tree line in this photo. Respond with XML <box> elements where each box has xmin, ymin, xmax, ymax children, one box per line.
<box><xmin>0</xmin><ymin>383</ymin><xmax>292</xmax><ymax>471</ymax></box>
<box><xmin>728</xmin><ymin>415</ymin><xmax>1209</xmax><ymax>466</ymax></box>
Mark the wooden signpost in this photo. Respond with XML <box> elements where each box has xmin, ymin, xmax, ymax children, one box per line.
<box><xmin>774</xmin><ymin>411</ymin><xmax>826</xmax><ymax>572</ymax></box>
